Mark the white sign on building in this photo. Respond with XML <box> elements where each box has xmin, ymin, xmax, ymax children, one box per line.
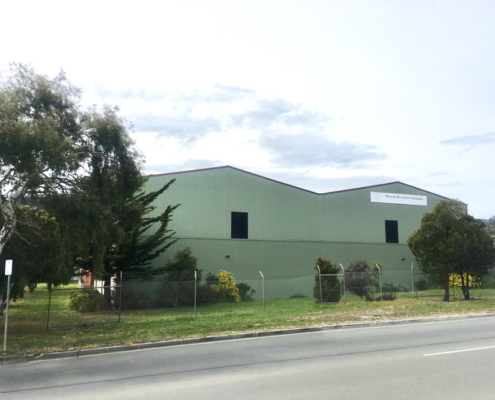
<box><xmin>370</xmin><ymin>192</ymin><xmax>427</xmax><ymax>206</ymax></box>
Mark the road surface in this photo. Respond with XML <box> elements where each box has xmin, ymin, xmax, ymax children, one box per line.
<box><xmin>2</xmin><ymin>316</ymin><xmax>495</xmax><ymax>399</ymax></box>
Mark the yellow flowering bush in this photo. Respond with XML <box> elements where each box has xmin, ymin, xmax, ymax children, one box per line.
<box><xmin>449</xmin><ymin>273</ymin><xmax>481</xmax><ymax>289</ymax></box>
<box><xmin>210</xmin><ymin>270</ymin><xmax>241</xmax><ymax>302</ymax></box>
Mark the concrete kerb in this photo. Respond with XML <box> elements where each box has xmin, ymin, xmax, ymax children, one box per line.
<box><xmin>2</xmin><ymin>313</ymin><xmax>495</xmax><ymax>364</ymax></box>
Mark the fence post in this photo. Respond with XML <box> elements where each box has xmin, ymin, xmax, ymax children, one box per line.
<box><xmin>411</xmin><ymin>262</ymin><xmax>414</xmax><ymax>292</ymax></box>
<box><xmin>118</xmin><ymin>271</ymin><xmax>123</xmax><ymax>323</ymax></box>
<box><xmin>194</xmin><ymin>271</ymin><xmax>197</xmax><ymax>319</ymax></box>
<box><xmin>46</xmin><ymin>285</ymin><xmax>52</xmax><ymax>331</ymax></box>
<box><xmin>316</xmin><ymin>265</ymin><xmax>322</xmax><ymax>305</ymax></box>
<box><xmin>339</xmin><ymin>263</ymin><xmax>345</xmax><ymax>295</ymax></box>
<box><xmin>259</xmin><ymin>271</ymin><xmax>265</xmax><ymax>312</ymax></box>
<box><xmin>375</xmin><ymin>264</ymin><xmax>382</xmax><ymax>301</ymax></box>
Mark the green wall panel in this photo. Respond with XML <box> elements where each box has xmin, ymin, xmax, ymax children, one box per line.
<box><xmin>141</xmin><ymin>167</ymin><xmax>449</xmax><ymax>299</ymax></box>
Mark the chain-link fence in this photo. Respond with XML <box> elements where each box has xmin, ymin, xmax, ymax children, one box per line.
<box><xmin>118</xmin><ymin>267</ymin><xmax>495</xmax><ymax>310</ymax></box>
<box><xmin>39</xmin><ymin>268</ymin><xmax>495</xmax><ymax>327</ymax></box>
<box><xmin>120</xmin><ymin>272</ymin><xmax>315</xmax><ymax>310</ymax></box>
<box><xmin>46</xmin><ymin>283</ymin><xmax>122</xmax><ymax>329</ymax></box>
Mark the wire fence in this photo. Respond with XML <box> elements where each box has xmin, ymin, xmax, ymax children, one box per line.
<box><xmin>46</xmin><ymin>283</ymin><xmax>122</xmax><ymax>330</ymax></box>
<box><xmin>119</xmin><ymin>272</ymin><xmax>314</xmax><ymax>309</ymax></box>
<box><xmin>315</xmin><ymin>267</ymin><xmax>495</xmax><ymax>303</ymax></box>
<box><xmin>110</xmin><ymin>268</ymin><xmax>495</xmax><ymax>309</ymax></box>
<box><xmin>35</xmin><ymin>268</ymin><xmax>495</xmax><ymax>330</ymax></box>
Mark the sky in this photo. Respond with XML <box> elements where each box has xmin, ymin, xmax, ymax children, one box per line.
<box><xmin>1</xmin><ymin>0</ymin><xmax>494</xmax><ymax>218</ymax></box>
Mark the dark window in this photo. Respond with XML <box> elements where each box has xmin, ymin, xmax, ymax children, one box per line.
<box><xmin>231</xmin><ymin>212</ymin><xmax>248</xmax><ymax>239</ymax></box>
<box><xmin>385</xmin><ymin>220</ymin><xmax>399</xmax><ymax>243</ymax></box>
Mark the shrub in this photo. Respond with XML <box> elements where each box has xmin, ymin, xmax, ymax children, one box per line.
<box><xmin>164</xmin><ymin>247</ymin><xmax>202</xmax><ymax>281</ymax></box>
<box><xmin>290</xmin><ymin>293</ymin><xmax>309</xmax><ymax>299</ymax></box>
<box><xmin>381</xmin><ymin>292</ymin><xmax>397</xmax><ymax>301</ymax></box>
<box><xmin>382</xmin><ymin>281</ymin><xmax>410</xmax><ymax>293</ymax></box>
<box><xmin>116</xmin><ymin>285</ymin><xmax>151</xmax><ymax>310</ymax></box>
<box><xmin>196</xmin><ymin>273</ymin><xmax>220</xmax><ymax>305</ymax></box>
<box><xmin>210</xmin><ymin>270</ymin><xmax>241</xmax><ymax>302</ymax></box>
<box><xmin>68</xmin><ymin>289</ymin><xmax>105</xmax><ymax>312</ymax></box>
<box><xmin>161</xmin><ymin>280</ymin><xmax>196</xmax><ymax>308</ymax></box>
<box><xmin>449</xmin><ymin>273</ymin><xmax>481</xmax><ymax>290</ymax></box>
<box><xmin>414</xmin><ymin>279</ymin><xmax>429</xmax><ymax>291</ymax></box>
<box><xmin>481</xmin><ymin>269</ymin><xmax>495</xmax><ymax>289</ymax></box>
<box><xmin>344</xmin><ymin>260</ymin><xmax>376</xmax><ymax>301</ymax></box>
<box><xmin>237</xmin><ymin>283</ymin><xmax>255</xmax><ymax>301</ymax></box>
<box><xmin>161</xmin><ymin>248</ymin><xmax>202</xmax><ymax>307</ymax></box>
<box><xmin>314</xmin><ymin>256</ymin><xmax>341</xmax><ymax>303</ymax></box>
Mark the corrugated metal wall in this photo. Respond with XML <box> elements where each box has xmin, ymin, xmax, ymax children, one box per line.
<box><xmin>142</xmin><ymin>167</ymin><xmax>447</xmax><ymax>298</ymax></box>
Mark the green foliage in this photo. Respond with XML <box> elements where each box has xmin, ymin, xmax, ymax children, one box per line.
<box><xmin>161</xmin><ymin>248</ymin><xmax>201</xmax><ymax>308</ymax></box>
<box><xmin>237</xmin><ymin>283</ymin><xmax>255</xmax><ymax>301</ymax></box>
<box><xmin>164</xmin><ymin>247</ymin><xmax>201</xmax><ymax>281</ymax></box>
<box><xmin>68</xmin><ymin>289</ymin><xmax>105</xmax><ymax>313</ymax></box>
<box><xmin>408</xmin><ymin>199</ymin><xmax>495</xmax><ymax>301</ymax></box>
<box><xmin>4</xmin><ymin>206</ymin><xmax>71</xmax><ymax>285</ymax></box>
<box><xmin>0</xmin><ymin>64</ymin><xmax>84</xmax><ymax>301</ymax></box>
<box><xmin>0</xmin><ymin>64</ymin><xmax>164</xmax><ymax>310</ymax></box>
<box><xmin>380</xmin><ymin>280</ymin><xmax>409</xmax><ymax>301</ymax></box>
<box><xmin>0</xmin><ymin>205</ymin><xmax>75</xmax><ymax>312</ymax></box>
<box><xmin>289</xmin><ymin>293</ymin><xmax>309</xmax><ymax>299</ymax></box>
<box><xmin>314</xmin><ymin>256</ymin><xmax>341</xmax><ymax>303</ymax></box>
<box><xmin>481</xmin><ymin>269</ymin><xmax>495</xmax><ymax>289</ymax></box>
<box><xmin>50</xmin><ymin>104</ymin><xmax>146</xmax><ymax>301</ymax></box>
<box><xmin>112</xmin><ymin>180</ymin><xmax>179</xmax><ymax>281</ymax></box>
<box><xmin>381</xmin><ymin>292</ymin><xmax>397</xmax><ymax>301</ymax></box>
<box><xmin>117</xmin><ymin>285</ymin><xmax>151</xmax><ymax>310</ymax></box>
<box><xmin>344</xmin><ymin>260</ymin><xmax>375</xmax><ymax>301</ymax></box>
<box><xmin>196</xmin><ymin>273</ymin><xmax>220</xmax><ymax>305</ymax></box>
<box><xmin>485</xmin><ymin>216</ymin><xmax>495</xmax><ymax>238</ymax></box>
<box><xmin>382</xmin><ymin>281</ymin><xmax>410</xmax><ymax>293</ymax></box>
<box><xmin>414</xmin><ymin>279</ymin><xmax>429</xmax><ymax>291</ymax></box>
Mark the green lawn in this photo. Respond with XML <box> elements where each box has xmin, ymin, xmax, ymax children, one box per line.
<box><xmin>1</xmin><ymin>284</ymin><xmax>495</xmax><ymax>356</ymax></box>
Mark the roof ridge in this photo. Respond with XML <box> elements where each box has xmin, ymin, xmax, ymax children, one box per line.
<box><xmin>148</xmin><ymin>166</ymin><xmax>452</xmax><ymax>200</ymax></box>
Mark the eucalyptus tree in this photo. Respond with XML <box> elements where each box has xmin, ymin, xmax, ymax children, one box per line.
<box><xmin>47</xmin><ymin>104</ymin><xmax>146</xmax><ymax>287</ymax></box>
<box><xmin>0</xmin><ymin>65</ymin><xmax>143</xmax><ymax>292</ymax></box>
<box><xmin>1</xmin><ymin>64</ymin><xmax>179</xmax><ymax>306</ymax></box>
<box><xmin>408</xmin><ymin>200</ymin><xmax>495</xmax><ymax>301</ymax></box>
<box><xmin>0</xmin><ymin>64</ymin><xmax>83</xmax><ymax>259</ymax></box>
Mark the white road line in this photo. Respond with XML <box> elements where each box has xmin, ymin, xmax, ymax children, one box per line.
<box><xmin>424</xmin><ymin>345</ymin><xmax>495</xmax><ymax>357</ymax></box>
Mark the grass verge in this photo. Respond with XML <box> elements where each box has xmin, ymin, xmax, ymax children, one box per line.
<box><xmin>1</xmin><ymin>285</ymin><xmax>495</xmax><ymax>356</ymax></box>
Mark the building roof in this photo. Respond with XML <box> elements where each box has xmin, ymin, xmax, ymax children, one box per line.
<box><xmin>148</xmin><ymin>165</ymin><xmax>453</xmax><ymax>200</ymax></box>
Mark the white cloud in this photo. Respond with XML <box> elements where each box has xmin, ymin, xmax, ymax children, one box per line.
<box><xmin>2</xmin><ymin>0</ymin><xmax>495</xmax><ymax>218</ymax></box>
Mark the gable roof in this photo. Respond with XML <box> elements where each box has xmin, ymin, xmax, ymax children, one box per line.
<box><xmin>148</xmin><ymin>165</ymin><xmax>452</xmax><ymax>200</ymax></box>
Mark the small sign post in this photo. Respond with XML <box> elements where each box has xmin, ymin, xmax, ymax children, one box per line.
<box><xmin>4</xmin><ymin>260</ymin><xmax>12</xmax><ymax>352</ymax></box>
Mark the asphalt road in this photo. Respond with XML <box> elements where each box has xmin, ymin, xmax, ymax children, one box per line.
<box><xmin>2</xmin><ymin>316</ymin><xmax>495</xmax><ymax>399</ymax></box>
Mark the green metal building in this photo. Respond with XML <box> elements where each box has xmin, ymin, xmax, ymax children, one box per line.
<box><xmin>144</xmin><ymin>166</ymin><xmax>451</xmax><ymax>299</ymax></box>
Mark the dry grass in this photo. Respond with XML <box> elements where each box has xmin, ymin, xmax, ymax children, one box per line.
<box><xmin>1</xmin><ymin>285</ymin><xmax>494</xmax><ymax>356</ymax></box>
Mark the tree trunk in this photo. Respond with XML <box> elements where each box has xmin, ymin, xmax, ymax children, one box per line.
<box><xmin>103</xmin><ymin>275</ymin><xmax>112</xmax><ymax>309</ymax></box>
<box><xmin>462</xmin><ymin>274</ymin><xmax>471</xmax><ymax>300</ymax></box>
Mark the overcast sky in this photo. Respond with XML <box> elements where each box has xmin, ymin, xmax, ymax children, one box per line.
<box><xmin>1</xmin><ymin>0</ymin><xmax>494</xmax><ymax>218</ymax></box>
